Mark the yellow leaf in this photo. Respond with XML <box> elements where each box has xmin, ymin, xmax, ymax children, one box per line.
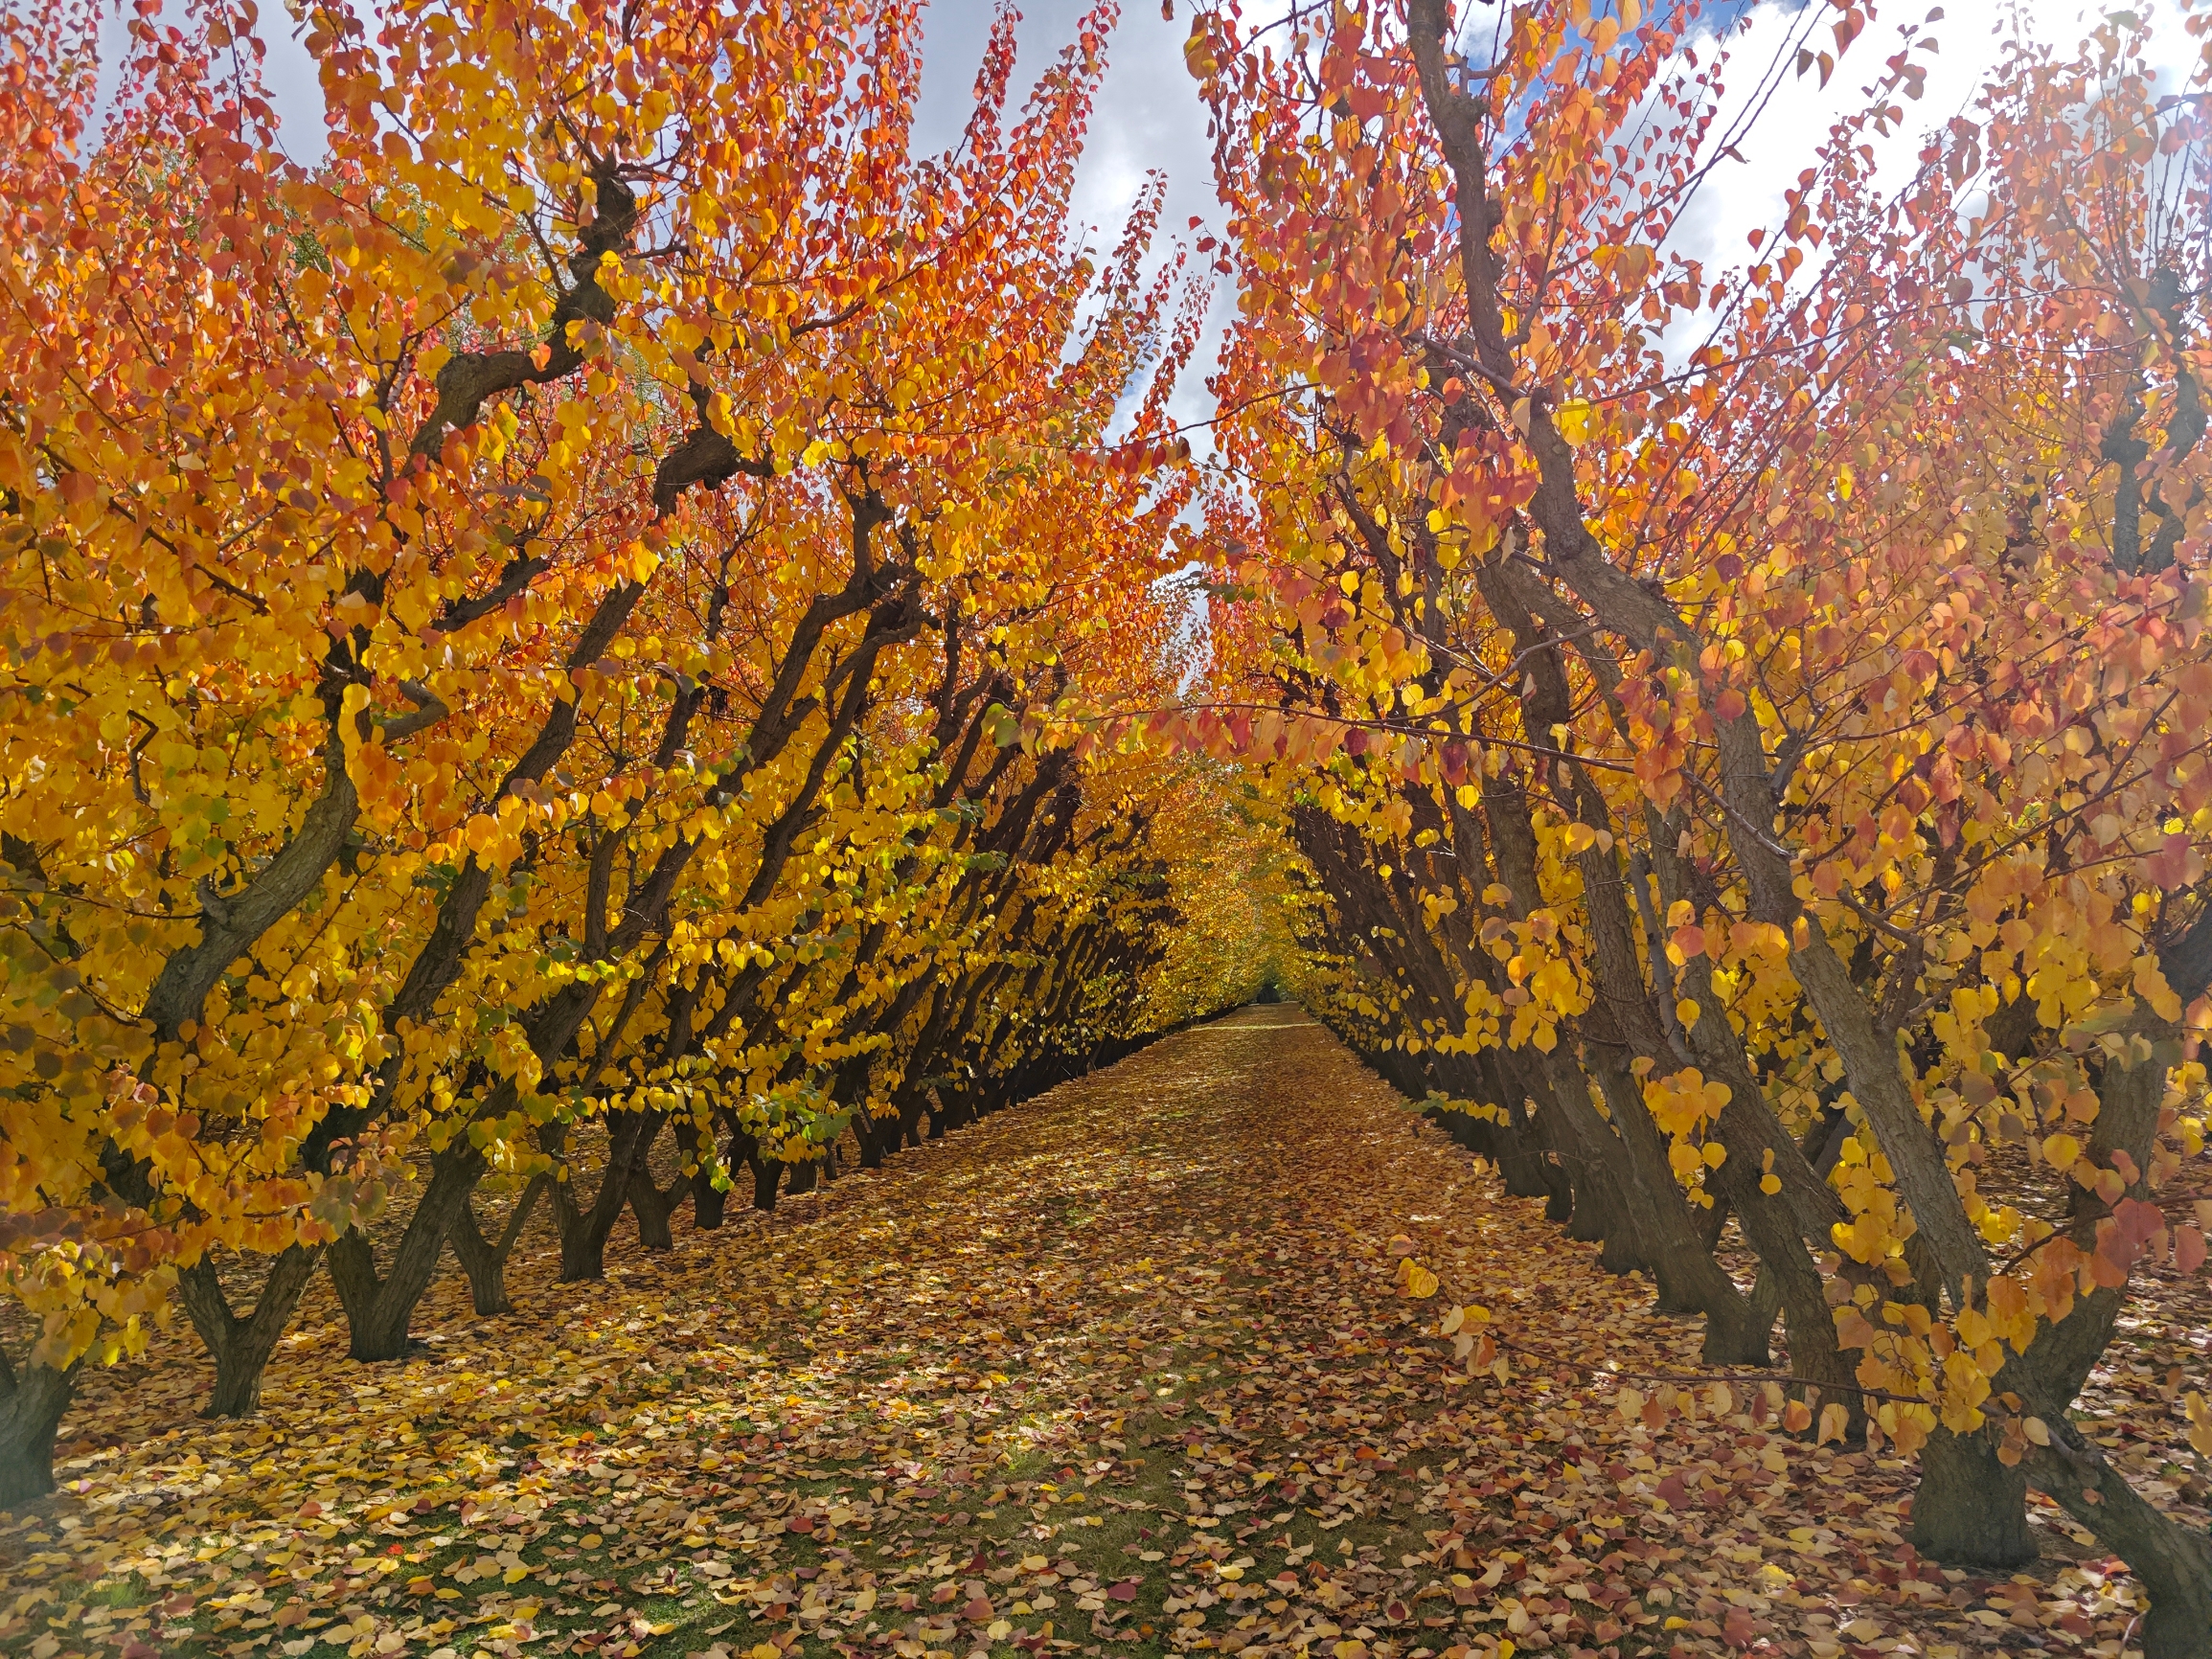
<box><xmin>2186</xmin><ymin>1394</ymin><xmax>2212</xmax><ymax>1457</ymax></box>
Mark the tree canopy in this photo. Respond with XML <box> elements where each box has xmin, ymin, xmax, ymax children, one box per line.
<box><xmin>2</xmin><ymin>0</ymin><xmax>2210</xmax><ymax>1650</ymax></box>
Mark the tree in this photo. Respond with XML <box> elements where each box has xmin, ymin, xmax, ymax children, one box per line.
<box><xmin>1184</xmin><ymin>0</ymin><xmax>2212</xmax><ymax>1645</ymax></box>
<box><xmin>0</xmin><ymin>0</ymin><xmax>1259</xmax><ymax>1499</ymax></box>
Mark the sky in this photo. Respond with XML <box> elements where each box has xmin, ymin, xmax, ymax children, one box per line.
<box><xmin>167</xmin><ymin>1</ymin><xmax>1228</xmax><ymax>437</ymax></box>
<box><xmin>115</xmin><ymin>0</ymin><xmax>2208</xmax><ymax>438</ymax></box>
<box><xmin>907</xmin><ymin>2</ymin><xmax>1231</xmax><ymax>440</ymax></box>
<box><xmin>224</xmin><ymin>1</ymin><xmax>1220</xmax><ymax>245</ymax></box>
<box><xmin>1668</xmin><ymin>0</ymin><xmax>2202</xmax><ymax>265</ymax></box>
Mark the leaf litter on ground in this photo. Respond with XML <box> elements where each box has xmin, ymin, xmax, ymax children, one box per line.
<box><xmin>1</xmin><ymin>1006</ymin><xmax>2205</xmax><ymax>1659</ymax></box>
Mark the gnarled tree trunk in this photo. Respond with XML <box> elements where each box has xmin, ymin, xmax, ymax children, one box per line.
<box><xmin>176</xmin><ymin>1243</ymin><xmax>324</xmax><ymax>1418</ymax></box>
<box><xmin>329</xmin><ymin>1143</ymin><xmax>485</xmax><ymax>1360</ymax></box>
<box><xmin>2024</xmin><ymin>1421</ymin><xmax>2212</xmax><ymax>1659</ymax></box>
<box><xmin>627</xmin><ymin>1165</ymin><xmax>687</xmax><ymax>1251</ymax></box>
<box><xmin>548</xmin><ymin>1110</ymin><xmax>664</xmax><ymax>1283</ymax></box>
<box><xmin>748</xmin><ymin>1144</ymin><xmax>784</xmax><ymax>1212</ymax></box>
<box><xmin>447</xmin><ymin>1175</ymin><xmax>548</xmax><ymax>1315</ymax></box>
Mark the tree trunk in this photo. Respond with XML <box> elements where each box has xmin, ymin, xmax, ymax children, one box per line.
<box><xmin>679</xmin><ymin>1116</ymin><xmax>730</xmax><ymax>1230</ymax></box>
<box><xmin>1562</xmin><ymin>1169</ymin><xmax>1609</xmax><ymax>1243</ymax></box>
<box><xmin>936</xmin><ymin>1090</ymin><xmax>976</xmax><ymax>1133</ymax></box>
<box><xmin>1694</xmin><ymin>1196</ymin><xmax>1729</xmax><ymax>1253</ymax></box>
<box><xmin>550</xmin><ymin>1110</ymin><xmax>662</xmax><ymax>1283</ymax></box>
<box><xmin>1747</xmin><ymin>1263</ymin><xmax>1784</xmax><ymax>1348</ymax></box>
<box><xmin>627</xmin><ymin>1166</ymin><xmax>683</xmax><ymax>1250</ymax></box>
<box><xmin>1490</xmin><ymin>1132</ymin><xmax>1548</xmax><ymax>1195</ymax></box>
<box><xmin>175</xmin><ymin>1243</ymin><xmax>323</xmax><ymax>1418</ymax></box>
<box><xmin>1908</xmin><ymin>1425</ymin><xmax>2036</xmax><ymax>1569</ymax></box>
<box><xmin>446</xmin><ymin>1174</ymin><xmax>547</xmax><ymax>1316</ymax></box>
<box><xmin>1536</xmin><ymin>1156</ymin><xmax>1573</xmax><ymax>1223</ymax></box>
<box><xmin>328</xmin><ymin>1142</ymin><xmax>485</xmax><ymax>1360</ymax></box>
<box><xmin>1593</xmin><ymin>1213</ymin><xmax>1651</xmax><ymax>1279</ymax></box>
<box><xmin>2023</xmin><ymin>1420</ymin><xmax>2212</xmax><ymax>1659</ymax></box>
<box><xmin>0</xmin><ymin>1353</ymin><xmax>81</xmax><ymax>1508</ymax></box>
<box><xmin>693</xmin><ymin>1162</ymin><xmax>730</xmax><ymax>1229</ymax></box>
<box><xmin>750</xmin><ymin>1150</ymin><xmax>783</xmax><ymax>1212</ymax></box>
<box><xmin>786</xmin><ymin>1156</ymin><xmax>819</xmax><ymax>1196</ymax></box>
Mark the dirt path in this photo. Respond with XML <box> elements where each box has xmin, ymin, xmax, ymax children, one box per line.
<box><xmin>0</xmin><ymin>1008</ymin><xmax>2177</xmax><ymax>1658</ymax></box>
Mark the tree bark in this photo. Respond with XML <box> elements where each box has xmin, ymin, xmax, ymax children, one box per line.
<box><xmin>899</xmin><ymin>1096</ymin><xmax>929</xmax><ymax>1150</ymax></box>
<box><xmin>694</xmin><ymin>1175</ymin><xmax>730</xmax><ymax>1229</ymax></box>
<box><xmin>2023</xmin><ymin>1421</ymin><xmax>2212</xmax><ymax>1659</ymax></box>
<box><xmin>673</xmin><ymin>1115</ymin><xmax>730</xmax><ymax>1230</ymax></box>
<box><xmin>547</xmin><ymin>1109</ymin><xmax>665</xmax><ymax>1282</ymax></box>
<box><xmin>447</xmin><ymin>1175</ymin><xmax>547</xmax><ymax>1316</ymax></box>
<box><xmin>627</xmin><ymin>1166</ymin><xmax>685</xmax><ymax>1250</ymax></box>
<box><xmin>1977</xmin><ymin>1045</ymin><xmax>2212</xmax><ymax>1636</ymax></box>
<box><xmin>1907</xmin><ymin>1425</ymin><xmax>2036</xmax><ymax>1569</ymax></box>
<box><xmin>0</xmin><ymin>1353</ymin><xmax>81</xmax><ymax>1508</ymax></box>
<box><xmin>750</xmin><ymin>1148</ymin><xmax>784</xmax><ymax>1212</ymax></box>
<box><xmin>176</xmin><ymin>1243</ymin><xmax>324</xmax><ymax>1418</ymax></box>
<box><xmin>328</xmin><ymin>1142</ymin><xmax>486</xmax><ymax>1360</ymax></box>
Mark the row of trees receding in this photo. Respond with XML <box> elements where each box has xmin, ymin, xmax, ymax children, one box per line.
<box><xmin>12</xmin><ymin>0</ymin><xmax>2212</xmax><ymax>1646</ymax></box>
<box><xmin>0</xmin><ymin>0</ymin><xmax>1286</xmax><ymax>1507</ymax></box>
<box><xmin>1174</xmin><ymin>1</ymin><xmax>2212</xmax><ymax>1651</ymax></box>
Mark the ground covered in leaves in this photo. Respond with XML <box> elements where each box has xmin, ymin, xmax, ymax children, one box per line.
<box><xmin>4</xmin><ymin>1007</ymin><xmax>2207</xmax><ymax>1659</ymax></box>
